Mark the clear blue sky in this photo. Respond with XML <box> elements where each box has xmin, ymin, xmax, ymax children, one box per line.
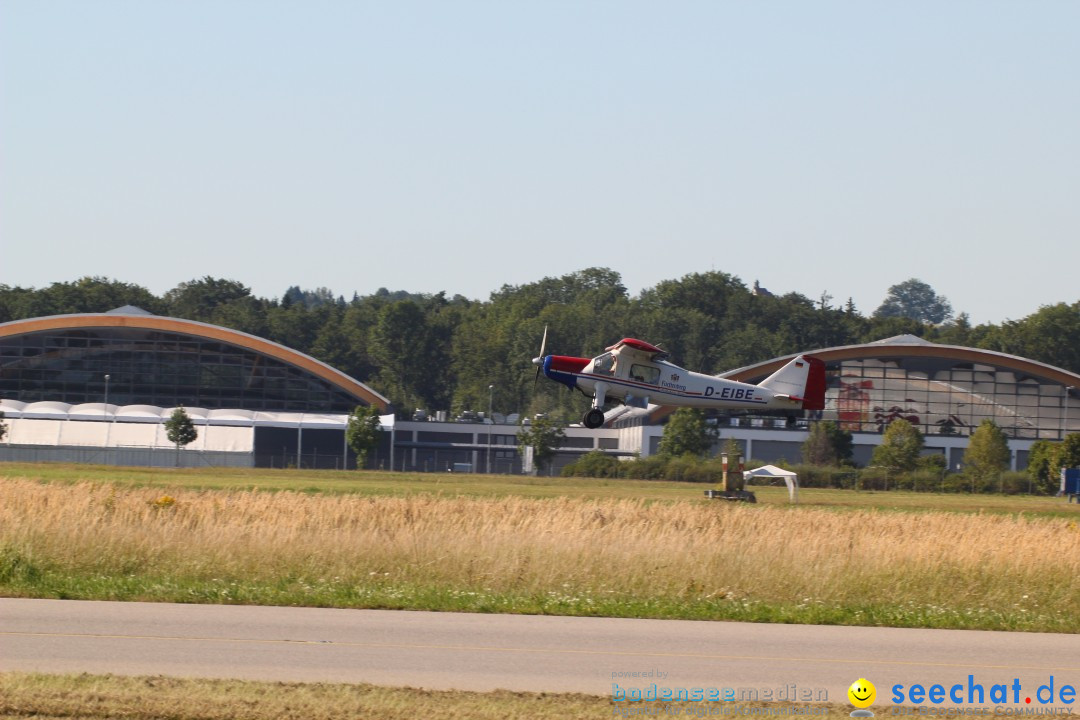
<box><xmin>2</xmin><ymin>1</ymin><xmax>1077</xmax><ymax>324</ymax></box>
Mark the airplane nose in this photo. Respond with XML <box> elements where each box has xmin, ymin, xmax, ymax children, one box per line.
<box><xmin>532</xmin><ymin>356</ymin><xmax>543</xmax><ymax>366</ymax></box>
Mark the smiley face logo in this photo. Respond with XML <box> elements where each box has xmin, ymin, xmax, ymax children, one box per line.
<box><xmin>848</xmin><ymin>678</ymin><xmax>876</xmax><ymax>709</ymax></box>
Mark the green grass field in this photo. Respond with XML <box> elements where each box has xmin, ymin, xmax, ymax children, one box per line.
<box><xmin>3</xmin><ymin>461</ymin><xmax>1078</xmax><ymax>518</ymax></box>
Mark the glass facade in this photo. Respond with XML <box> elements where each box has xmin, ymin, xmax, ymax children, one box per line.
<box><xmin>814</xmin><ymin>357</ymin><xmax>1075</xmax><ymax>440</ymax></box>
<box><xmin>700</xmin><ymin>352</ymin><xmax>1078</xmax><ymax>442</ymax></box>
<box><xmin>0</xmin><ymin>327</ymin><xmax>366</xmax><ymax>412</ymax></box>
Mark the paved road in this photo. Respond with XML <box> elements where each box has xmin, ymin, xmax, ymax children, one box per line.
<box><xmin>2</xmin><ymin>598</ymin><xmax>1079</xmax><ymax>708</ymax></box>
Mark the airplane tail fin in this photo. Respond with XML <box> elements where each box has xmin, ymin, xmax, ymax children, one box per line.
<box><xmin>757</xmin><ymin>355</ymin><xmax>826</xmax><ymax>411</ymax></box>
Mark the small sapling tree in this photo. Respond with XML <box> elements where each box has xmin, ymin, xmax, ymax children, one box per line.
<box><xmin>347</xmin><ymin>405</ymin><xmax>383</xmax><ymax>469</ymax></box>
<box><xmin>164</xmin><ymin>406</ymin><xmax>198</xmax><ymax>467</ymax></box>
<box><xmin>517</xmin><ymin>415</ymin><xmax>565</xmax><ymax>475</ymax></box>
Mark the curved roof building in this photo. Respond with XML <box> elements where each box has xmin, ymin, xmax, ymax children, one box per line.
<box><xmin>0</xmin><ymin>308</ymin><xmax>388</xmax><ymax>413</ymax></box>
<box><xmin>642</xmin><ymin>334</ymin><xmax>1079</xmax><ymax>442</ymax></box>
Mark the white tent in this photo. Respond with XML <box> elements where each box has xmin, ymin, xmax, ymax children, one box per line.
<box><xmin>744</xmin><ymin>464</ymin><xmax>799</xmax><ymax>503</ymax></box>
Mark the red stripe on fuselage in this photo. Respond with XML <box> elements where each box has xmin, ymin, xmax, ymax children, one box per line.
<box><xmin>548</xmin><ymin>356</ymin><xmax>590</xmax><ymax>373</ymax></box>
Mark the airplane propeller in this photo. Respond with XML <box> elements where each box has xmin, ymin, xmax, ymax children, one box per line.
<box><xmin>532</xmin><ymin>325</ymin><xmax>548</xmax><ymax>384</ymax></box>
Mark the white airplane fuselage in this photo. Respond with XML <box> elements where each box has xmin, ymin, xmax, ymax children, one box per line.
<box><xmin>537</xmin><ymin>338</ymin><xmax>826</xmax><ymax>428</ymax></box>
<box><xmin>580</xmin><ymin>361</ymin><xmax>778</xmax><ymax>409</ymax></box>
<box><xmin>546</xmin><ymin>356</ymin><xmax>798</xmax><ymax>411</ymax></box>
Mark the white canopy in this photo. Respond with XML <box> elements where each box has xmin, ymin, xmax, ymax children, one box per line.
<box><xmin>744</xmin><ymin>464</ymin><xmax>799</xmax><ymax>503</ymax></box>
<box><xmin>744</xmin><ymin>464</ymin><xmax>797</xmax><ymax>479</ymax></box>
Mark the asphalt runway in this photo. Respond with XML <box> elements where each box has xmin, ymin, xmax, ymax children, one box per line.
<box><xmin>2</xmin><ymin>598</ymin><xmax>1079</xmax><ymax>709</ymax></box>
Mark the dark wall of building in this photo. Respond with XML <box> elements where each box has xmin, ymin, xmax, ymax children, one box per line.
<box><xmin>0</xmin><ymin>327</ymin><xmax>364</xmax><ymax>411</ymax></box>
<box><xmin>253</xmin><ymin>427</ymin><xmax>392</xmax><ymax>470</ymax></box>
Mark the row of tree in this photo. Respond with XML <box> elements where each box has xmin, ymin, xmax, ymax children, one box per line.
<box><xmin>563</xmin><ymin>408</ymin><xmax>1078</xmax><ymax>494</ymax></box>
<box><xmin>864</xmin><ymin>418</ymin><xmax>1080</xmax><ymax>493</ymax></box>
<box><xmin>2</xmin><ymin>272</ymin><xmax>1078</xmax><ymax>422</ymax></box>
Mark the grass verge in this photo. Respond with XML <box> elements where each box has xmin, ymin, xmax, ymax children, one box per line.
<box><xmin>0</xmin><ymin>672</ymin><xmax>848</xmax><ymax>720</ymax></box>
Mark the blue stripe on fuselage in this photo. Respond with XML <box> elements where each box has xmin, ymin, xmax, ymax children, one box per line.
<box><xmin>543</xmin><ymin>356</ymin><xmax>579</xmax><ymax>390</ymax></box>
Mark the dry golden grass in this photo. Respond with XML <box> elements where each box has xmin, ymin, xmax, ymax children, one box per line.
<box><xmin>0</xmin><ymin>672</ymin><xmax>619</xmax><ymax>720</ymax></box>
<box><xmin>0</xmin><ymin>672</ymin><xmax>850</xmax><ymax>720</ymax></box>
<box><xmin>2</xmin><ymin>478</ymin><xmax>1079</xmax><ymax>628</ymax></box>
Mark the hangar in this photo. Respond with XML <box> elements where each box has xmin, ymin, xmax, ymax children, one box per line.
<box><xmin>0</xmin><ymin>307</ymin><xmax>388</xmax><ymax>468</ymax></box>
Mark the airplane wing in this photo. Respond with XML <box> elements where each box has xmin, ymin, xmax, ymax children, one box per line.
<box><xmin>605</xmin><ymin>338</ymin><xmax>669</xmax><ymax>361</ymax></box>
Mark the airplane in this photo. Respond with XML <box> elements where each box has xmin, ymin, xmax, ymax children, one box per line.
<box><xmin>531</xmin><ymin>329</ymin><xmax>826</xmax><ymax>429</ymax></box>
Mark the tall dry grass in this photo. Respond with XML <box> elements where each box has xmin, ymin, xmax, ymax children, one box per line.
<box><xmin>1</xmin><ymin>479</ymin><xmax>1078</xmax><ymax>627</ymax></box>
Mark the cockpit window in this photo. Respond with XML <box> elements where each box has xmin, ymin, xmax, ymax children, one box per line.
<box><xmin>630</xmin><ymin>364</ymin><xmax>660</xmax><ymax>385</ymax></box>
<box><xmin>593</xmin><ymin>353</ymin><xmax>615</xmax><ymax>375</ymax></box>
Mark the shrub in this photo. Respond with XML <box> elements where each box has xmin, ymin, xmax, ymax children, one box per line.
<box><xmin>560</xmin><ymin>451</ymin><xmax>621</xmax><ymax>478</ymax></box>
<box><xmin>618</xmin><ymin>455</ymin><xmax>669</xmax><ymax>480</ymax></box>
<box><xmin>858</xmin><ymin>467</ymin><xmax>889</xmax><ymax>491</ymax></box>
<box><xmin>942</xmin><ymin>471</ymin><xmax>999</xmax><ymax>494</ymax></box>
<box><xmin>917</xmin><ymin>454</ymin><xmax>947</xmax><ymax>472</ymax></box>
<box><xmin>786</xmin><ymin>464</ymin><xmax>858</xmax><ymax>489</ymax></box>
<box><xmin>661</xmin><ymin>455</ymin><xmax>723</xmax><ymax>483</ymax></box>
<box><xmin>900</xmin><ymin>470</ymin><xmax>945</xmax><ymax>492</ymax></box>
<box><xmin>1000</xmin><ymin>471</ymin><xmax>1031</xmax><ymax>495</ymax></box>
<box><xmin>612</xmin><ymin>454</ymin><xmax>729</xmax><ymax>483</ymax></box>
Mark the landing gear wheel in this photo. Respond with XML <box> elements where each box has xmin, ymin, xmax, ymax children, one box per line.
<box><xmin>582</xmin><ymin>408</ymin><xmax>605</xmax><ymax>429</ymax></box>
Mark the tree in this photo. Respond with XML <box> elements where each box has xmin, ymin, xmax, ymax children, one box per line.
<box><xmin>964</xmin><ymin>419</ymin><xmax>1010</xmax><ymax>490</ymax></box>
<box><xmin>917</xmin><ymin>453</ymin><xmax>947</xmax><ymax>473</ymax></box>
<box><xmin>985</xmin><ymin>303</ymin><xmax>1080</xmax><ymax>375</ymax></box>
<box><xmin>657</xmin><ymin>408</ymin><xmax>716</xmax><ymax>458</ymax></box>
<box><xmin>346</xmin><ymin>405</ymin><xmax>383</xmax><ymax>469</ymax></box>
<box><xmin>0</xmin><ymin>410</ymin><xmax>7</xmax><ymax>443</ymax></box>
<box><xmin>870</xmin><ymin>418</ymin><xmax>923</xmax><ymax>472</ymax></box>
<box><xmin>1026</xmin><ymin>440</ymin><xmax>1060</xmax><ymax>495</ymax></box>
<box><xmin>873</xmin><ymin>279</ymin><xmax>953</xmax><ymax>324</ymax></box>
<box><xmin>1061</xmin><ymin>433</ymin><xmax>1080</xmax><ymax>470</ymax></box>
<box><xmin>517</xmin><ymin>415</ymin><xmax>565</xmax><ymax>475</ymax></box>
<box><xmin>164</xmin><ymin>406</ymin><xmax>198</xmax><ymax>467</ymax></box>
<box><xmin>164</xmin><ymin>277</ymin><xmax>252</xmax><ymax>322</ymax></box>
<box><xmin>801</xmin><ymin>420</ymin><xmax>853</xmax><ymax>466</ymax></box>
<box><xmin>369</xmin><ymin>300</ymin><xmax>432</xmax><ymax>411</ymax></box>
<box><xmin>30</xmin><ymin>277</ymin><xmax>165</xmax><ymax>316</ymax></box>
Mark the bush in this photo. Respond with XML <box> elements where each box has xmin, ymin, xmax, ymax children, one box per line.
<box><xmin>898</xmin><ymin>470</ymin><xmax>945</xmax><ymax>492</ymax></box>
<box><xmin>564</xmin><ymin>451</ymin><xmax>729</xmax><ymax>483</ymax></box>
<box><xmin>858</xmin><ymin>467</ymin><xmax>889</xmax><ymax>491</ymax></box>
<box><xmin>560</xmin><ymin>451</ymin><xmax>622</xmax><ymax>478</ymax></box>
<box><xmin>1000</xmin><ymin>471</ymin><xmax>1031</xmax><ymax>495</ymax></box>
<box><xmin>619</xmin><ymin>455</ymin><xmax>669</xmax><ymax>480</ymax></box>
<box><xmin>942</xmin><ymin>471</ymin><xmax>998</xmax><ymax>493</ymax></box>
<box><xmin>563</xmin><ymin>454</ymin><xmax>1044</xmax><ymax>495</ymax></box>
<box><xmin>917</xmin><ymin>454</ymin><xmax>947</xmax><ymax>472</ymax></box>
<box><xmin>785</xmin><ymin>464</ymin><xmax>858</xmax><ymax>489</ymax></box>
<box><xmin>941</xmin><ymin>472</ymin><xmax>970</xmax><ymax>493</ymax></box>
<box><xmin>661</xmin><ymin>456</ymin><xmax>723</xmax><ymax>484</ymax></box>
